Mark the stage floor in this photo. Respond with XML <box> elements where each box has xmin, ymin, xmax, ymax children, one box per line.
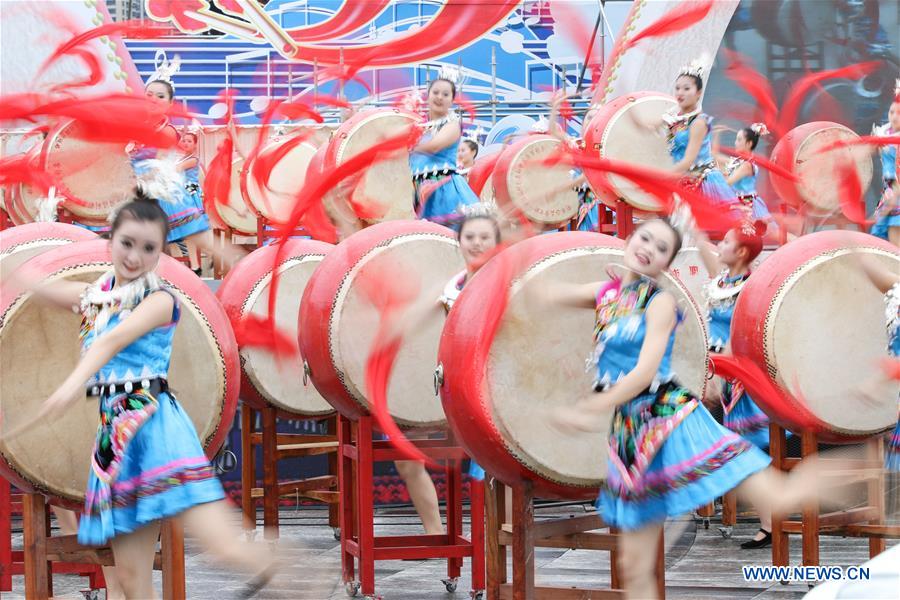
<box><xmin>5</xmin><ymin>502</ymin><xmax>897</xmax><ymax>599</ymax></box>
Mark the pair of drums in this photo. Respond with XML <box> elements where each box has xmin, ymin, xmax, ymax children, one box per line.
<box><xmin>0</xmin><ymin>223</ymin><xmax>238</xmax><ymax>508</ymax></box>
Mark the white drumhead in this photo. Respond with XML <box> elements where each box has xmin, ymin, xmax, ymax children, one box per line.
<box><xmin>44</xmin><ymin>121</ymin><xmax>135</xmax><ymax>220</ymax></box>
<box><xmin>242</xmin><ymin>255</ymin><xmax>334</xmax><ymax>415</ymax></box>
<box><xmin>333</xmin><ymin>111</ymin><xmax>417</xmax><ymax>222</ymax></box>
<box><xmin>244</xmin><ymin>138</ymin><xmax>318</xmax><ymax>223</ymax></box>
<box><xmin>487</xmin><ymin>247</ymin><xmax>708</xmax><ymax>487</ymax></box>
<box><xmin>668</xmin><ymin>247</ymin><xmax>711</xmax><ymax>313</ymax></box>
<box><xmin>331</xmin><ymin>233</ymin><xmax>464</xmax><ymax>427</ymax></box>
<box><xmin>794</xmin><ymin>126</ymin><xmax>872</xmax><ymax>214</ymax></box>
<box><xmin>598</xmin><ymin>96</ymin><xmax>677</xmax><ymax>211</ymax></box>
<box><xmin>765</xmin><ymin>249</ymin><xmax>896</xmax><ymax>434</ymax></box>
<box><xmin>502</xmin><ymin>138</ymin><xmax>578</xmax><ymax>224</ymax></box>
<box><xmin>219</xmin><ymin>155</ymin><xmax>258</xmax><ymax>233</ymax></box>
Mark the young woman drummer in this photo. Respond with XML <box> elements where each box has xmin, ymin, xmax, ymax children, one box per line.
<box><xmin>410</xmin><ymin>71</ymin><xmax>479</xmax><ymax>226</ymax></box>
<box><xmin>869</xmin><ymin>86</ymin><xmax>900</xmax><ymax>246</ymax></box>
<box><xmin>543</xmin><ymin>218</ymin><xmax>855</xmax><ymax>599</ymax></box>
<box><xmin>8</xmin><ymin>192</ymin><xmax>277</xmax><ymax>598</ymax></box>
<box><xmin>695</xmin><ymin>219</ymin><xmax>775</xmax><ymax>548</ymax></box>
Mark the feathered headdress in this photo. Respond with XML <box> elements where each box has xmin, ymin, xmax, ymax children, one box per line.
<box><xmin>679</xmin><ymin>53</ymin><xmax>712</xmax><ymax>80</ymax></box>
<box><xmin>749</xmin><ymin>122</ymin><xmax>770</xmax><ymax>136</ymax></box>
<box><xmin>460</xmin><ymin>202</ymin><xmax>497</xmax><ymax>219</ymax></box>
<box><xmin>147</xmin><ymin>50</ymin><xmax>181</xmax><ymax>91</ymax></box>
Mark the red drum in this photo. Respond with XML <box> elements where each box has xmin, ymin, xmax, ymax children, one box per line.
<box><xmin>492</xmin><ymin>135</ymin><xmax>578</xmax><ymax>225</ymax></box>
<box><xmin>217</xmin><ymin>154</ymin><xmax>258</xmax><ymax>234</ymax></box>
<box><xmin>583</xmin><ymin>92</ymin><xmax>678</xmax><ymax>212</ymax></box>
<box><xmin>731</xmin><ymin>231</ymin><xmax>898</xmax><ymax>441</ymax></box>
<box><xmin>466</xmin><ymin>154</ymin><xmax>499</xmax><ymax>204</ymax></box>
<box><xmin>769</xmin><ymin>122</ymin><xmax>873</xmax><ymax>215</ymax></box>
<box><xmin>0</xmin><ymin>222</ymin><xmax>97</xmax><ymax>283</ymax></box>
<box><xmin>42</xmin><ymin>120</ymin><xmax>136</xmax><ymax>221</ymax></box>
<box><xmin>240</xmin><ymin>136</ymin><xmax>319</xmax><ymax>223</ymax></box>
<box><xmin>307</xmin><ymin>143</ymin><xmax>365</xmax><ymax>239</ymax></box>
<box><xmin>300</xmin><ymin>220</ymin><xmax>464</xmax><ymax>428</ymax></box>
<box><xmin>437</xmin><ymin>233</ymin><xmax>709</xmax><ymax>498</ymax></box>
<box><xmin>322</xmin><ymin>108</ymin><xmax>420</xmax><ymax>223</ymax></box>
<box><xmin>217</xmin><ymin>239</ymin><xmax>335</xmax><ymax>416</ymax></box>
<box><xmin>0</xmin><ymin>240</ymin><xmax>239</xmax><ymax>505</ymax></box>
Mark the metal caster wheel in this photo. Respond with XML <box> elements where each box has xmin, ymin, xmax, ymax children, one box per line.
<box><xmin>780</xmin><ymin>580</ymin><xmax>788</xmax><ymax>586</ymax></box>
<box><xmin>345</xmin><ymin>581</ymin><xmax>361</xmax><ymax>597</ymax></box>
<box><xmin>442</xmin><ymin>577</ymin><xmax>459</xmax><ymax>592</ymax></box>
<box><xmin>333</xmin><ymin>527</ymin><xmax>342</xmax><ymax>541</ymax></box>
<box><xmin>79</xmin><ymin>590</ymin><xmax>99</xmax><ymax>600</ymax></box>
<box><xmin>718</xmin><ymin>526</ymin><xmax>733</xmax><ymax>539</ymax></box>
<box><xmin>470</xmin><ymin>591</ymin><xmax>485</xmax><ymax>599</ymax></box>
<box><xmin>702</xmin><ymin>517</ymin><xmax>710</xmax><ymax>529</ymax></box>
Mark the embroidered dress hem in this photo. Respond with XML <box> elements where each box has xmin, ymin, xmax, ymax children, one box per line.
<box><xmin>597</xmin><ymin>402</ymin><xmax>770</xmax><ymax>531</ymax></box>
<box><xmin>417</xmin><ymin>173</ymin><xmax>478</xmax><ymax>226</ymax></box>
<box><xmin>722</xmin><ymin>387</ymin><xmax>771</xmax><ymax>450</ymax></box>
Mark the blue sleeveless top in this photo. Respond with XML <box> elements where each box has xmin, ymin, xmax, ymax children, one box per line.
<box><xmin>592</xmin><ymin>278</ymin><xmax>679</xmax><ymax>390</ymax></box>
<box><xmin>887</xmin><ymin>283</ymin><xmax>900</xmax><ymax>358</ymax></box>
<box><xmin>725</xmin><ymin>158</ymin><xmax>758</xmax><ymax>196</ymax></box>
<box><xmin>667</xmin><ymin>113</ymin><xmax>716</xmax><ymax>168</ymax></box>
<box><xmin>704</xmin><ymin>270</ymin><xmax>750</xmax><ymax>351</ymax></box>
<box><xmin>874</xmin><ymin>124</ymin><xmax>897</xmax><ymax>183</ymax></box>
<box><xmin>410</xmin><ymin>117</ymin><xmax>462</xmax><ymax>179</ymax></box>
<box><xmin>81</xmin><ymin>273</ymin><xmax>179</xmax><ymax>388</ymax></box>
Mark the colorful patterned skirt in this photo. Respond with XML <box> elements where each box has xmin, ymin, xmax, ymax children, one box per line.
<box><xmin>78</xmin><ymin>389</ymin><xmax>224</xmax><ymax>545</ymax></box>
<box><xmin>597</xmin><ymin>383</ymin><xmax>771</xmax><ymax>531</ymax></box>
<box><xmin>871</xmin><ymin>179</ymin><xmax>900</xmax><ymax>240</ymax></box>
<box><xmin>415</xmin><ymin>173</ymin><xmax>478</xmax><ymax>228</ymax></box>
<box><xmin>722</xmin><ymin>380</ymin><xmax>770</xmax><ymax>450</ymax></box>
<box><xmin>159</xmin><ymin>185</ymin><xmax>210</xmax><ymax>244</ymax></box>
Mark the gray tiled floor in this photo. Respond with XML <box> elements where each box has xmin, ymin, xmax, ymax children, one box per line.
<box><xmin>4</xmin><ymin>503</ymin><xmax>896</xmax><ymax>599</ymax></box>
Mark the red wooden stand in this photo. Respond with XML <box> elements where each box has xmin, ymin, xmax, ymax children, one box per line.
<box><xmin>1</xmin><ymin>478</ymin><xmax>106</xmax><ymax>593</ymax></box>
<box><xmin>597</xmin><ymin>200</ymin><xmax>635</xmax><ymax>238</ymax></box>
<box><xmin>4</xmin><ymin>487</ymin><xmax>186</xmax><ymax>598</ymax></box>
<box><xmin>769</xmin><ymin>424</ymin><xmax>897</xmax><ymax>567</ymax></box>
<box><xmin>337</xmin><ymin>415</ymin><xmax>485</xmax><ymax>599</ymax></box>
<box><xmin>486</xmin><ymin>480</ymin><xmax>665</xmax><ymax>600</ymax></box>
<box><xmin>240</xmin><ymin>407</ymin><xmax>340</xmax><ymax>540</ymax></box>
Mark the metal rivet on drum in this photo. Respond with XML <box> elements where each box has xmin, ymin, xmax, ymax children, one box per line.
<box><xmin>303</xmin><ymin>361</ymin><xmax>311</xmax><ymax>387</ymax></box>
<box><xmin>433</xmin><ymin>364</ymin><xmax>444</xmax><ymax>396</ymax></box>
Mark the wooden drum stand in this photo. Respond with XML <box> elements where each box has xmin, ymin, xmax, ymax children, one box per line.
<box><xmin>337</xmin><ymin>414</ymin><xmax>485</xmax><ymax>600</ymax></box>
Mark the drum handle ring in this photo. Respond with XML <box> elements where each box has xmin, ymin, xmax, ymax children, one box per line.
<box><xmin>433</xmin><ymin>363</ymin><xmax>444</xmax><ymax>396</ymax></box>
<box><xmin>707</xmin><ymin>358</ymin><xmax>716</xmax><ymax>380</ymax></box>
<box><xmin>303</xmin><ymin>360</ymin><xmax>311</xmax><ymax>387</ymax></box>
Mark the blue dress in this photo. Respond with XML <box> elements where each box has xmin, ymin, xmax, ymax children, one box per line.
<box><xmin>885</xmin><ymin>283</ymin><xmax>900</xmax><ymax>471</ymax></box>
<box><xmin>593</xmin><ymin>278</ymin><xmax>770</xmax><ymax>530</ymax></box>
<box><xmin>575</xmin><ymin>173</ymin><xmax>599</xmax><ymax>232</ymax></box>
<box><xmin>666</xmin><ymin>113</ymin><xmax>739</xmax><ymax>208</ymax></box>
<box><xmin>410</xmin><ymin>116</ymin><xmax>478</xmax><ymax>227</ymax></box>
<box><xmin>870</xmin><ymin>124</ymin><xmax>899</xmax><ymax>240</ymax></box>
<box><xmin>131</xmin><ymin>151</ymin><xmax>211</xmax><ymax>244</ymax></box>
<box><xmin>724</xmin><ymin>157</ymin><xmax>773</xmax><ymax>222</ymax></box>
<box><xmin>705</xmin><ymin>271</ymin><xmax>771</xmax><ymax>449</ymax></box>
<box><xmin>77</xmin><ymin>272</ymin><xmax>224</xmax><ymax>545</ymax></box>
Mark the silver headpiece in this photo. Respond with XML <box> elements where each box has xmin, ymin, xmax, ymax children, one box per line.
<box><xmin>147</xmin><ymin>50</ymin><xmax>181</xmax><ymax>92</ymax></box>
<box><xmin>749</xmin><ymin>122</ymin><xmax>770</xmax><ymax>136</ymax></box>
<box><xmin>678</xmin><ymin>53</ymin><xmax>711</xmax><ymax>79</ymax></box>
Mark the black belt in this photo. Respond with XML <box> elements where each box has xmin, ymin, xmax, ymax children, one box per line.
<box><xmin>413</xmin><ymin>168</ymin><xmax>458</xmax><ymax>182</ymax></box>
<box><xmin>87</xmin><ymin>377</ymin><xmax>168</xmax><ymax>398</ymax></box>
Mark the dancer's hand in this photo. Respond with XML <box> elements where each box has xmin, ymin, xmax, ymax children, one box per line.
<box><xmin>41</xmin><ymin>385</ymin><xmax>82</xmax><ymax>422</ymax></box>
<box><xmin>549</xmin><ymin>394</ymin><xmax>615</xmax><ymax>434</ymax></box>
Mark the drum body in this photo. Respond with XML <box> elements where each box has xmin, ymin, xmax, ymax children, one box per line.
<box><xmin>769</xmin><ymin>121</ymin><xmax>873</xmax><ymax>215</ymax></box>
<box><xmin>668</xmin><ymin>247</ymin><xmax>710</xmax><ymax>311</ymax></box>
<box><xmin>308</xmin><ymin>143</ymin><xmax>365</xmax><ymax>240</ymax></box>
<box><xmin>731</xmin><ymin>231</ymin><xmax>898</xmax><ymax>441</ymax></box>
<box><xmin>300</xmin><ymin>220</ymin><xmax>464</xmax><ymax>428</ymax></box>
<box><xmin>438</xmin><ymin>233</ymin><xmax>709</xmax><ymax>498</ymax></box>
<box><xmin>240</xmin><ymin>136</ymin><xmax>319</xmax><ymax>223</ymax></box>
<box><xmin>583</xmin><ymin>92</ymin><xmax>678</xmax><ymax>212</ymax></box>
<box><xmin>0</xmin><ymin>222</ymin><xmax>97</xmax><ymax>282</ymax></box>
<box><xmin>492</xmin><ymin>135</ymin><xmax>578</xmax><ymax>225</ymax></box>
<box><xmin>323</xmin><ymin>108</ymin><xmax>420</xmax><ymax>223</ymax></box>
<box><xmin>0</xmin><ymin>240</ymin><xmax>239</xmax><ymax>506</ymax></box>
<box><xmin>218</xmin><ymin>154</ymin><xmax>258</xmax><ymax>234</ymax></box>
<box><xmin>466</xmin><ymin>154</ymin><xmax>499</xmax><ymax>203</ymax></box>
<box><xmin>42</xmin><ymin>120</ymin><xmax>135</xmax><ymax>221</ymax></box>
<box><xmin>217</xmin><ymin>239</ymin><xmax>335</xmax><ymax>415</ymax></box>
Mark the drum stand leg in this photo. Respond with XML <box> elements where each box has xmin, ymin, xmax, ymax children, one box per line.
<box><xmin>1</xmin><ymin>477</ymin><xmax>13</xmax><ymax>591</ymax></box>
<box><xmin>614</xmin><ymin>200</ymin><xmax>633</xmax><ymax>238</ymax></box>
<box><xmin>19</xmin><ymin>490</ymin><xmax>186</xmax><ymax>599</ymax></box>
<box><xmin>337</xmin><ymin>415</ymin><xmax>483</xmax><ymax>598</ymax></box>
<box><xmin>487</xmin><ymin>480</ymin><xmax>661</xmax><ymax>599</ymax></box>
<box><xmin>770</xmin><ymin>424</ymin><xmax>898</xmax><ymax>574</ymax></box>
<box><xmin>241</xmin><ymin>405</ymin><xmax>340</xmax><ymax>542</ymax></box>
